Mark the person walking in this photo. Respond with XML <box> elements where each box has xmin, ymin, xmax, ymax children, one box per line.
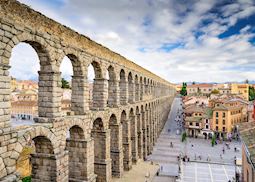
<box><xmin>170</xmin><ymin>142</ymin><xmax>173</xmax><ymax>148</ymax></box>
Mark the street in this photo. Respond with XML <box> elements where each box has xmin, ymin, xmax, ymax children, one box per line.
<box><xmin>149</xmin><ymin>97</ymin><xmax>241</xmax><ymax>182</ymax></box>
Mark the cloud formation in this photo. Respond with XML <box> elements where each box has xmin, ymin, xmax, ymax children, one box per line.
<box><xmin>11</xmin><ymin>0</ymin><xmax>255</xmax><ymax>83</ymax></box>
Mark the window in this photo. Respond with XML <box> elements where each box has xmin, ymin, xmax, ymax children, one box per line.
<box><xmin>199</xmin><ymin>113</ymin><xmax>202</xmax><ymax>116</ymax></box>
<box><xmin>190</xmin><ymin>122</ymin><xmax>192</xmax><ymax>126</ymax></box>
<box><xmin>223</xmin><ymin>112</ymin><xmax>225</xmax><ymax>118</ymax></box>
<box><xmin>223</xmin><ymin>119</ymin><xmax>225</xmax><ymax>125</ymax></box>
<box><xmin>223</xmin><ymin>127</ymin><xmax>225</xmax><ymax>132</ymax></box>
<box><xmin>216</xmin><ymin>119</ymin><xmax>218</xmax><ymax>124</ymax></box>
<box><xmin>196</xmin><ymin>123</ymin><xmax>199</xmax><ymax>126</ymax></box>
<box><xmin>216</xmin><ymin>126</ymin><xmax>218</xmax><ymax>131</ymax></box>
<box><xmin>206</xmin><ymin>125</ymin><xmax>209</xmax><ymax>129</ymax></box>
<box><xmin>216</xmin><ymin>112</ymin><xmax>218</xmax><ymax>117</ymax></box>
<box><xmin>206</xmin><ymin>119</ymin><xmax>208</xmax><ymax>123</ymax></box>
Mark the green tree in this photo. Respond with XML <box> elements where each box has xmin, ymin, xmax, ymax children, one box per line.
<box><xmin>249</xmin><ymin>86</ymin><xmax>255</xmax><ymax>101</ymax></box>
<box><xmin>211</xmin><ymin>89</ymin><xmax>220</xmax><ymax>94</ymax></box>
<box><xmin>245</xmin><ymin>79</ymin><xmax>249</xmax><ymax>84</ymax></box>
<box><xmin>192</xmin><ymin>81</ymin><xmax>196</xmax><ymax>85</ymax></box>
<box><xmin>181</xmin><ymin>132</ymin><xmax>187</xmax><ymax>142</ymax></box>
<box><xmin>180</xmin><ymin>82</ymin><xmax>187</xmax><ymax>96</ymax></box>
<box><xmin>22</xmin><ymin>176</ymin><xmax>31</xmax><ymax>182</ymax></box>
<box><xmin>61</xmin><ymin>78</ymin><xmax>70</xmax><ymax>89</ymax></box>
<box><xmin>211</xmin><ymin>134</ymin><xmax>216</xmax><ymax>147</ymax></box>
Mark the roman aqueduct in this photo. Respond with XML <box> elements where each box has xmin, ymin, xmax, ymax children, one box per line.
<box><xmin>0</xmin><ymin>0</ymin><xmax>176</xmax><ymax>181</ymax></box>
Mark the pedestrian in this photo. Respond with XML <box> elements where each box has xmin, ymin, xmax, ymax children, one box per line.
<box><xmin>222</xmin><ymin>147</ymin><xmax>225</xmax><ymax>154</ymax></box>
<box><xmin>170</xmin><ymin>142</ymin><xmax>173</xmax><ymax>148</ymax></box>
<box><xmin>220</xmin><ymin>154</ymin><xmax>222</xmax><ymax>159</ymax></box>
<box><xmin>160</xmin><ymin>165</ymin><xmax>163</xmax><ymax>171</ymax></box>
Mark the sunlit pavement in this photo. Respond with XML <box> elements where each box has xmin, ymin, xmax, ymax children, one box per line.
<box><xmin>147</xmin><ymin>97</ymin><xmax>183</xmax><ymax>182</ymax></box>
<box><xmin>182</xmin><ymin>162</ymin><xmax>236</xmax><ymax>182</ymax></box>
<box><xmin>112</xmin><ymin>160</ymin><xmax>159</xmax><ymax>182</ymax></box>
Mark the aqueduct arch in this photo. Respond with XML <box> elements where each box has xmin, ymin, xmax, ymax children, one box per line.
<box><xmin>0</xmin><ymin>0</ymin><xmax>176</xmax><ymax>181</ymax></box>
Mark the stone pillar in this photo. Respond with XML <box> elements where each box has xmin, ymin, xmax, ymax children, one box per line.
<box><xmin>146</xmin><ymin>110</ymin><xmax>151</xmax><ymax>155</ymax></box>
<box><xmin>66</xmin><ymin>137</ymin><xmax>96</xmax><ymax>182</ymax></box>
<box><xmin>110</xmin><ymin>123</ymin><xmax>124</xmax><ymax>177</ymax></box>
<box><xmin>92</xmin><ymin>129</ymin><xmax>112</xmax><ymax>182</ymax></box>
<box><xmin>135</xmin><ymin>82</ymin><xmax>140</xmax><ymax>102</ymax></box>
<box><xmin>119</xmin><ymin>80</ymin><xmax>128</xmax><ymax>105</ymax></box>
<box><xmin>108</xmin><ymin>79</ymin><xmax>120</xmax><ymax>107</ymax></box>
<box><xmin>137</xmin><ymin>113</ymin><xmax>143</xmax><ymax>159</ymax></box>
<box><xmin>92</xmin><ymin>78</ymin><xmax>108</xmax><ymax>110</ymax></box>
<box><xmin>149</xmin><ymin>109</ymin><xmax>154</xmax><ymax>147</ymax></box>
<box><xmin>130</xmin><ymin>114</ymin><xmax>138</xmax><ymax>164</ymax></box>
<box><xmin>0</xmin><ymin>64</ymin><xmax>11</xmax><ymax>129</ymax></box>
<box><xmin>140</xmin><ymin>83</ymin><xmax>144</xmax><ymax>101</ymax></box>
<box><xmin>122</xmin><ymin>120</ymin><xmax>132</xmax><ymax>170</ymax></box>
<box><xmin>38</xmin><ymin>71</ymin><xmax>62</xmax><ymax>118</ymax></box>
<box><xmin>31</xmin><ymin>151</ymin><xmax>69</xmax><ymax>182</ymax></box>
<box><xmin>154</xmin><ymin>115</ymin><xmax>157</xmax><ymax>144</ymax></box>
<box><xmin>128</xmin><ymin>80</ymin><xmax>135</xmax><ymax>104</ymax></box>
<box><xmin>141</xmin><ymin>111</ymin><xmax>147</xmax><ymax>159</ymax></box>
<box><xmin>71</xmin><ymin>76</ymin><xmax>89</xmax><ymax>115</ymax></box>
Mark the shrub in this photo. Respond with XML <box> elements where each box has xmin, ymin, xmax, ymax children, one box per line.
<box><xmin>22</xmin><ymin>176</ymin><xmax>31</xmax><ymax>182</ymax></box>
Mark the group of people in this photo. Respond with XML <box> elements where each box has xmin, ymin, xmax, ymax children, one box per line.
<box><xmin>175</xmin><ymin>103</ymin><xmax>184</xmax><ymax>130</ymax></box>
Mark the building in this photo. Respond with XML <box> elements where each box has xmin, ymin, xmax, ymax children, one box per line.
<box><xmin>11</xmin><ymin>100</ymin><xmax>38</xmax><ymax>120</ymax></box>
<box><xmin>239</xmin><ymin>122</ymin><xmax>255</xmax><ymax>182</ymax></box>
<box><xmin>11</xmin><ymin>89</ymin><xmax>38</xmax><ymax>120</ymax></box>
<box><xmin>184</xmin><ymin>103</ymin><xmax>213</xmax><ymax>138</ymax></box>
<box><xmin>175</xmin><ymin>84</ymin><xmax>182</xmax><ymax>93</ymax></box>
<box><xmin>231</xmin><ymin>83</ymin><xmax>249</xmax><ymax>101</ymax></box>
<box><xmin>185</xmin><ymin>116</ymin><xmax>203</xmax><ymax>137</ymax></box>
<box><xmin>187</xmin><ymin>84</ymin><xmax>213</xmax><ymax>96</ymax></box>
<box><xmin>16</xmin><ymin>80</ymin><xmax>38</xmax><ymax>91</ymax></box>
<box><xmin>201</xmin><ymin>108</ymin><xmax>214</xmax><ymax>139</ymax></box>
<box><xmin>211</xmin><ymin>98</ymin><xmax>248</xmax><ymax>139</ymax></box>
<box><xmin>212</xmin><ymin>83</ymin><xmax>231</xmax><ymax>95</ymax></box>
<box><xmin>11</xmin><ymin>77</ymin><xmax>17</xmax><ymax>91</ymax></box>
<box><xmin>183</xmin><ymin>96</ymin><xmax>209</xmax><ymax>106</ymax></box>
<box><xmin>61</xmin><ymin>99</ymin><xmax>71</xmax><ymax>115</ymax></box>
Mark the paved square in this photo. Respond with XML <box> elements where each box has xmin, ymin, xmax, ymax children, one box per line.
<box><xmin>182</xmin><ymin>162</ymin><xmax>236</xmax><ymax>182</ymax></box>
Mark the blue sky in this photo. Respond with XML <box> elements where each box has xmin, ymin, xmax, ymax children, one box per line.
<box><xmin>11</xmin><ymin>0</ymin><xmax>255</xmax><ymax>83</ymax></box>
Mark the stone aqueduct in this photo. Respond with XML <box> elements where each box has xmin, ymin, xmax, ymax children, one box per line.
<box><xmin>0</xmin><ymin>1</ymin><xmax>176</xmax><ymax>182</ymax></box>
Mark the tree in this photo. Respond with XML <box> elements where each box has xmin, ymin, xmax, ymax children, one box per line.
<box><xmin>180</xmin><ymin>82</ymin><xmax>187</xmax><ymax>96</ymax></box>
<box><xmin>249</xmin><ymin>86</ymin><xmax>255</xmax><ymax>101</ymax></box>
<box><xmin>211</xmin><ymin>134</ymin><xmax>216</xmax><ymax>147</ymax></box>
<box><xmin>192</xmin><ymin>81</ymin><xmax>196</xmax><ymax>85</ymax></box>
<box><xmin>61</xmin><ymin>78</ymin><xmax>70</xmax><ymax>89</ymax></box>
<box><xmin>245</xmin><ymin>79</ymin><xmax>249</xmax><ymax>84</ymax></box>
<box><xmin>211</xmin><ymin>89</ymin><xmax>220</xmax><ymax>94</ymax></box>
<box><xmin>181</xmin><ymin>132</ymin><xmax>187</xmax><ymax>142</ymax></box>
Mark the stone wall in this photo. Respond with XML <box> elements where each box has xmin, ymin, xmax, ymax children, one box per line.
<box><xmin>0</xmin><ymin>0</ymin><xmax>176</xmax><ymax>182</ymax></box>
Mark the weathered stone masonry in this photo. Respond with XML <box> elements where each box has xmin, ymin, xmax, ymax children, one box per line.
<box><xmin>0</xmin><ymin>0</ymin><xmax>176</xmax><ymax>182</ymax></box>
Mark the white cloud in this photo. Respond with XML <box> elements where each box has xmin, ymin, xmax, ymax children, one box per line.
<box><xmin>14</xmin><ymin>0</ymin><xmax>255</xmax><ymax>84</ymax></box>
